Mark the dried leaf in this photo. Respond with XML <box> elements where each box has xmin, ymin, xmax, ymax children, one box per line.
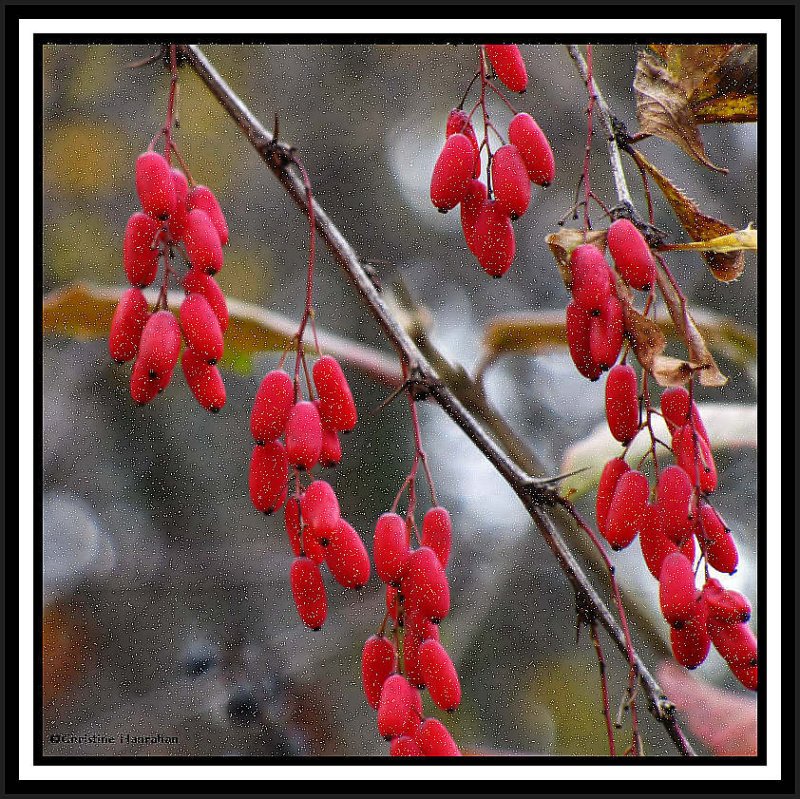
<box><xmin>620</xmin><ymin>301</ymin><xmax>666</xmax><ymax>374</ymax></box>
<box><xmin>662</xmin><ymin>45</ymin><xmax>735</xmax><ymax>102</ymax></box>
<box><xmin>650</xmin><ymin>354</ymin><xmax>698</xmax><ymax>386</ymax></box>
<box><xmin>546</xmin><ymin>228</ymin><xmax>607</xmax><ymax>288</ymax></box>
<box><xmin>692</xmin><ymin>93</ymin><xmax>757</xmax><ymax>124</ymax></box>
<box><xmin>630</xmin><ymin>148</ymin><xmax>746</xmax><ymax>282</ymax></box>
<box><xmin>634</xmin><ymin>50</ymin><xmax>727</xmax><ymax>174</ymax></box>
<box><xmin>660</xmin><ymin>225</ymin><xmax>756</xmax><ymax>254</ymax></box>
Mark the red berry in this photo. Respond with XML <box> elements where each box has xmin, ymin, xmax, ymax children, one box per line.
<box><xmin>446</xmin><ymin>108</ymin><xmax>481</xmax><ymax>177</ymax></box>
<box><xmin>390</xmin><ymin>735</ymin><xmax>423</xmax><ymax>757</ymax></box>
<box><xmin>403</xmin><ymin>616</ymin><xmax>440</xmax><ymax>689</ymax></box>
<box><xmin>491</xmin><ymin>144</ymin><xmax>530</xmax><ymax>218</ymax></box>
<box><xmin>708</xmin><ymin>621</ymin><xmax>757</xmax><ymax>668</ymax></box>
<box><xmin>430</xmin><ymin>133</ymin><xmax>475</xmax><ymax>212</ymax></box>
<box><xmin>168</xmin><ymin>168</ymin><xmax>189</xmax><ymax>240</ymax></box>
<box><xmin>569</xmin><ymin>244</ymin><xmax>613</xmax><ymax>314</ymax></box>
<box><xmin>418</xmin><ymin>639</ymin><xmax>461</xmax><ymax>711</ymax></box>
<box><xmin>605</xmin><ymin>364</ymin><xmax>640</xmax><ymax>444</ymax></box>
<box><xmin>607</xmin><ymin>219</ymin><xmax>655</xmax><ymax>291</ymax></box>
<box><xmin>290</xmin><ymin>556</ymin><xmax>327</xmax><ymax>630</ymax></box>
<box><xmin>377</xmin><ymin>674</ymin><xmax>416</xmax><ymax>740</ymax></box>
<box><xmin>181</xmin><ymin>349</ymin><xmax>226</xmax><ymax>412</ymax></box>
<box><xmin>589</xmin><ymin>294</ymin><xmax>624</xmax><ymax>371</ymax></box>
<box><xmin>402</xmin><ymin>546</ymin><xmax>450</xmax><ymax>623</ymax></box>
<box><xmin>661</xmin><ymin>387</ymin><xmax>710</xmax><ymax>443</ymax></box>
<box><xmin>460</xmin><ymin>178</ymin><xmax>488</xmax><ymax>255</ymax></box>
<box><xmin>312</xmin><ymin>356</ymin><xmax>357</xmax><ymax>433</ymax></box>
<box><xmin>326</xmin><ymin>519</ymin><xmax>371</xmax><ymax>589</ymax></box>
<box><xmin>604</xmin><ymin>470</ymin><xmax>649</xmax><ymax>550</ymax></box>
<box><xmin>179</xmin><ymin>293</ymin><xmax>224</xmax><ymax>364</ymax></box>
<box><xmin>284</xmin><ymin>496</ymin><xmax>303</xmax><ymax>557</ymax></box>
<box><xmin>184</xmin><ymin>208</ymin><xmax>224</xmax><ymax>275</ymax></box>
<box><xmin>300</xmin><ymin>480</ymin><xmax>341</xmax><ymax>541</ymax></box>
<box><xmin>319</xmin><ymin>425</ymin><xmax>342</xmax><ymax>468</ymax></box>
<box><xmin>659</xmin><ymin>552</ymin><xmax>697</xmax><ymax>627</ymax></box>
<box><xmin>697</xmin><ymin>504</ymin><xmax>738</xmax><ymax>574</ymax></box>
<box><xmin>473</xmin><ymin>199</ymin><xmax>515</xmax><ymax>278</ymax></box>
<box><xmin>484</xmin><ymin>44</ymin><xmax>528</xmax><ymax>93</ymax></box>
<box><xmin>566</xmin><ymin>302</ymin><xmax>602</xmax><ymax>381</ymax></box>
<box><xmin>362</xmin><ymin>635</ymin><xmax>398</xmax><ymax>710</ymax></box>
<box><xmin>250</xmin><ymin>369</ymin><xmax>294</xmax><ymax>443</ymax></box>
<box><xmin>730</xmin><ymin>662</ymin><xmax>758</xmax><ymax>691</ymax></box>
<box><xmin>129</xmin><ymin>356</ymin><xmax>172</xmax><ymax>405</ymax></box>
<box><xmin>702</xmin><ymin>579</ymin><xmax>751</xmax><ymax>624</ymax></box>
<box><xmin>187</xmin><ymin>185</ymin><xmax>229</xmax><ymax>246</ymax></box>
<box><xmin>135</xmin><ymin>151</ymin><xmax>176</xmax><ymax>220</ymax></box>
<box><xmin>670</xmin><ymin>595</ymin><xmax>711</xmax><ymax>668</ymax></box>
<box><xmin>373</xmin><ymin>513</ymin><xmax>411</xmax><ymax>587</ymax></box>
<box><xmin>248</xmin><ymin>441</ymin><xmax>289</xmax><ymax>515</ymax></box>
<box><xmin>672</xmin><ymin>424</ymin><xmax>718</xmax><ymax>494</ymax></box>
<box><xmin>639</xmin><ymin>506</ymin><xmax>681</xmax><ymax>578</ymax></box>
<box><xmin>285</xmin><ymin>400</ymin><xmax>323</xmax><ymax>471</ymax></box>
<box><xmin>415</xmin><ymin>717</ymin><xmax>461</xmax><ymax>757</ymax></box>
<box><xmin>656</xmin><ymin>465</ymin><xmax>694</xmax><ymax>542</ymax></box>
<box><xmin>109</xmin><ymin>288</ymin><xmax>150</xmax><ymax>363</ymax></box>
<box><xmin>507</xmin><ymin>112</ymin><xmax>555</xmax><ymax>186</ymax></box>
<box><xmin>137</xmin><ymin>310</ymin><xmax>181</xmax><ymax>380</ymax></box>
<box><xmin>421</xmin><ymin>506</ymin><xmax>452</xmax><ymax>567</ymax></box>
<box><xmin>123</xmin><ymin>212</ymin><xmax>162</xmax><ymax>288</ymax></box>
<box><xmin>182</xmin><ymin>271</ymin><xmax>229</xmax><ymax>333</ymax></box>
<box><xmin>596</xmin><ymin>458</ymin><xmax>630</xmax><ymax>535</ymax></box>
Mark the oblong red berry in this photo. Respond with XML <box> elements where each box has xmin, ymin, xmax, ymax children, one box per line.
<box><xmin>135</xmin><ymin>151</ymin><xmax>176</xmax><ymax>220</ymax></box>
<box><xmin>460</xmin><ymin>178</ymin><xmax>488</xmax><ymax>255</ymax></box>
<box><xmin>639</xmin><ymin>505</ymin><xmax>680</xmax><ymax>578</ymax></box>
<box><xmin>390</xmin><ymin>735</ymin><xmax>423</xmax><ymax>757</ymax></box>
<box><xmin>656</xmin><ymin>465</ymin><xmax>694</xmax><ymax>543</ymax></box>
<box><xmin>596</xmin><ymin>458</ymin><xmax>630</xmax><ymax>535</ymax></box>
<box><xmin>129</xmin><ymin>356</ymin><xmax>171</xmax><ymax>405</ymax></box>
<box><xmin>319</xmin><ymin>426</ymin><xmax>342</xmax><ymax>468</ymax></box>
<box><xmin>168</xmin><ymin>168</ymin><xmax>189</xmax><ymax>240</ymax></box>
<box><xmin>404</xmin><ymin>615</ymin><xmax>440</xmax><ymax>689</ymax></box>
<box><xmin>661</xmin><ymin>387</ymin><xmax>710</xmax><ymax>442</ymax></box>
<box><xmin>569</xmin><ymin>245</ymin><xmax>613</xmax><ymax>314</ymax></box>
<box><xmin>137</xmin><ymin>310</ymin><xmax>181</xmax><ymax>379</ymax></box>
<box><xmin>326</xmin><ymin>519</ymin><xmax>371</xmax><ymax>589</ymax></box>
<box><xmin>604</xmin><ymin>470</ymin><xmax>649</xmax><ymax>551</ymax></box>
<box><xmin>672</xmin><ymin>424</ymin><xmax>718</xmax><ymax>494</ymax></box>
<box><xmin>415</xmin><ymin>717</ymin><xmax>461</xmax><ymax>757</ymax></box>
<box><xmin>607</xmin><ymin>219</ymin><xmax>655</xmax><ymax>291</ymax></box>
<box><xmin>373</xmin><ymin>512</ymin><xmax>411</xmax><ymax>587</ymax></box>
<box><xmin>377</xmin><ymin>674</ymin><xmax>415</xmax><ymax>740</ymax></box>
<box><xmin>507</xmin><ymin>112</ymin><xmax>555</xmax><ymax>186</ymax></box>
<box><xmin>605</xmin><ymin>364</ymin><xmax>640</xmax><ymax>444</ymax></box>
<box><xmin>589</xmin><ymin>294</ymin><xmax>624</xmax><ymax>371</ymax></box>
<box><xmin>184</xmin><ymin>208</ymin><xmax>224</xmax><ymax>275</ymax></box>
<box><xmin>179</xmin><ymin>293</ymin><xmax>224</xmax><ymax>364</ymax></box>
<box><xmin>284</xmin><ymin>496</ymin><xmax>303</xmax><ymax>557</ymax></box>
<box><xmin>484</xmin><ymin>44</ymin><xmax>528</xmax><ymax>93</ymax></box>
<box><xmin>109</xmin><ymin>288</ymin><xmax>149</xmax><ymax>363</ymax></box>
<box><xmin>250</xmin><ymin>370</ymin><xmax>294</xmax><ymax>443</ymax></box>
<box><xmin>670</xmin><ymin>597</ymin><xmax>711</xmax><ymax>669</ymax></box>
<box><xmin>697</xmin><ymin>504</ymin><xmax>738</xmax><ymax>574</ymax></box>
<box><xmin>402</xmin><ymin>546</ymin><xmax>450</xmax><ymax>623</ymax></box>
<box><xmin>446</xmin><ymin>108</ymin><xmax>481</xmax><ymax>177</ymax></box>
<box><xmin>285</xmin><ymin>400</ymin><xmax>323</xmax><ymax>471</ymax></box>
<box><xmin>300</xmin><ymin>480</ymin><xmax>341</xmax><ymax>540</ymax></box>
<box><xmin>290</xmin><ymin>556</ymin><xmax>327</xmax><ymax>630</ymax></box>
<box><xmin>312</xmin><ymin>356</ymin><xmax>357</xmax><ymax>432</ymax></box>
<box><xmin>362</xmin><ymin>635</ymin><xmax>397</xmax><ymax>709</ymax></box>
<box><xmin>181</xmin><ymin>349</ymin><xmax>226</xmax><ymax>412</ymax></box>
<box><xmin>421</xmin><ymin>506</ymin><xmax>452</xmax><ymax>568</ymax></box>
<box><xmin>730</xmin><ymin>662</ymin><xmax>758</xmax><ymax>691</ymax></box>
<box><xmin>430</xmin><ymin>133</ymin><xmax>475</xmax><ymax>212</ymax></box>
<box><xmin>708</xmin><ymin>621</ymin><xmax>757</xmax><ymax>668</ymax></box>
<box><xmin>659</xmin><ymin>552</ymin><xmax>697</xmax><ymax>627</ymax></box>
<box><xmin>188</xmin><ymin>185</ymin><xmax>229</xmax><ymax>246</ymax></box>
<box><xmin>248</xmin><ymin>441</ymin><xmax>289</xmax><ymax>515</ymax></box>
<box><xmin>473</xmin><ymin>200</ymin><xmax>515</xmax><ymax>278</ymax></box>
<box><xmin>123</xmin><ymin>211</ymin><xmax>162</xmax><ymax>288</ymax></box>
<box><xmin>566</xmin><ymin>301</ymin><xmax>602</xmax><ymax>381</ymax></box>
<box><xmin>702</xmin><ymin>579</ymin><xmax>751</xmax><ymax>624</ymax></box>
<box><xmin>491</xmin><ymin>144</ymin><xmax>530</xmax><ymax>218</ymax></box>
<box><xmin>182</xmin><ymin>271</ymin><xmax>229</xmax><ymax>333</ymax></box>
<box><xmin>418</xmin><ymin>639</ymin><xmax>461</xmax><ymax>711</ymax></box>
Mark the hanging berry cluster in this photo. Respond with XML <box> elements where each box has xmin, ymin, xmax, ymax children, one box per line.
<box><xmin>429</xmin><ymin>44</ymin><xmax>555</xmax><ymax>278</ymax></box>
<box><xmin>247</xmin><ymin>154</ymin><xmax>371</xmax><ymax>630</ymax></box>
<box><xmin>361</xmin><ymin>383</ymin><xmax>461</xmax><ymax>756</ymax></box>
<box><xmin>109</xmin><ymin>48</ymin><xmax>229</xmax><ymax>412</ymax></box>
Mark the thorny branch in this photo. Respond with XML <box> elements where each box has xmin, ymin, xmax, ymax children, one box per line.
<box><xmin>177</xmin><ymin>43</ymin><xmax>696</xmax><ymax>757</ymax></box>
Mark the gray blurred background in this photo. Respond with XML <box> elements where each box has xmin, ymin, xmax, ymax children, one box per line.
<box><xmin>41</xmin><ymin>43</ymin><xmax>758</xmax><ymax>757</ymax></box>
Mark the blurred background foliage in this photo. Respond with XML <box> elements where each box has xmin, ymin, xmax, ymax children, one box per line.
<box><xmin>41</xmin><ymin>42</ymin><xmax>757</xmax><ymax>758</ymax></box>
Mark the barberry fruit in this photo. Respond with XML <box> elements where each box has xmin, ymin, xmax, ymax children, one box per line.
<box><xmin>109</xmin><ymin>288</ymin><xmax>150</xmax><ymax>363</ymax></box>
<box><xmin>290</xmin><ymin>556</ymin><xmax>327</xmax><ymax>631</ymax></box>
<box><xmin>604</xmin><ymin>364</ymin><xmax>640</xmax><ymax>444</ymax></box>
<box><xmin>484</xmin><ymin>44</ymin><xmax>528</xmax><ymax>93</ymax></box>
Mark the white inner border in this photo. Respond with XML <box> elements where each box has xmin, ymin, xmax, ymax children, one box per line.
<box><xmin>19</xmin><ymin>16</ymin><xmax>782</xmax><ymax>782</ymax></box>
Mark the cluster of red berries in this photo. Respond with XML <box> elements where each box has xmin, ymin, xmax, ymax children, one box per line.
<box><xmin>565</xmin><ymin>219</ymin><xmax>654</xmax><ymax>381</ymax></box>
<box><xmin>429</xmin><ymin>44</ymin><xmax>555</xmax><ymax>278</ymax></box>
<box><xmin>108</xmin><ymin>149</ymin><xmax>229</xmax><ymax>412</ymax></box>
<box><xmin>248</xmin><ymin>357</ymin><xmax>370</xmax><ymax>629</ymax></box>
<box><xmin>361</xmin><ymin>506</ymin><xmax>461</xmax><ymax>756</ymax></box>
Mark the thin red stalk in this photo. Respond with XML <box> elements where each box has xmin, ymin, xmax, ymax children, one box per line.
<box><xmin>581</xmin><ymin>45</ymin><xmax>597</xmax><ymax>237</ymax></box>
<box><xmin>589</xmin><ymin>622</ymin><xmax>617</xmax><ymax>756</ymax></box>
